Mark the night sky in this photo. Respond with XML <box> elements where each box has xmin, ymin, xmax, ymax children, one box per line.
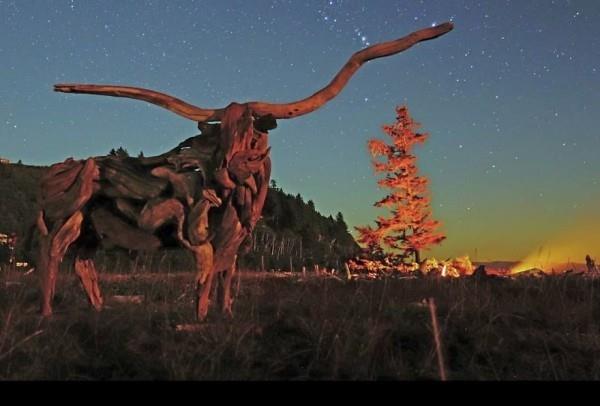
<box><xmin>1</xmin><ymin>1</ymin><xmax>599</xmax><ymax>262</ymax></box>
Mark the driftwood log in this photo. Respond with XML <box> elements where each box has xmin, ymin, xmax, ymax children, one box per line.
<box><xmin>37</xmin><ymin>23</ymin><xmax>453</xmax><ymax>321</ymax></box>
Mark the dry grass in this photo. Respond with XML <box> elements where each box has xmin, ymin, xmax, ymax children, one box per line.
<box><xmin>0</xmin><ymin>264</ymin><xmax>599</xmax><ymax>380</ymax></box>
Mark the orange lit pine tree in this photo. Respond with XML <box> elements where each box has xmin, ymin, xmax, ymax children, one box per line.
<box><xmin>356</xmin><ymin>105</ymin><xmax>445</xmax><ymax>264</ymax></box>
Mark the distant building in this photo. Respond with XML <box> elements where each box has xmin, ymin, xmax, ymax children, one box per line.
<box><xmin>0</xmin><ymin>157</ymin><xmax>10</xmax><ymax>164</ymax></box>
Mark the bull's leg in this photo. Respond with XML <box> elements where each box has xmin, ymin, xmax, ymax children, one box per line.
<box><xmin>74</xmin><ymin>257</ymin><xmax>103</xmax><ymax>311</ymax></box>
<box><xmin>39</xmin><ymin>237</ymin><xmax>59</xmax><ymax>317</ymax></box>
<box><xmin>191</xmin><ymin>242</ymin><xmax>214</xmax><ymax>321</ymax></box>
<box><xmin>221</xmin><ymin>255</ymin><xmax>237</xmax><ymax>318</ymax></box>
<box><xmin>39</xmin><ymin>211</ymin><xmax>84</xmax><ymax>317</ymax></box>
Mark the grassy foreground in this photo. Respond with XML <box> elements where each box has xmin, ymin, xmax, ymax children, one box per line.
<box><xmin>1</xmin><ymin>267</ymin><xmax>599</xmax><ymax>380</ymax></box>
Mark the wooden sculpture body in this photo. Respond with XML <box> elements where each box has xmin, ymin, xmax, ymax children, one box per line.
<box><xmin>35</xmin><ymin>22</ymin><xmax>453</xmax><ymax>320</ymax></box>
<box><xmin>38</xmin><ymin>103</ymin><xmax>273</xmax><ymax>320</ymax></box>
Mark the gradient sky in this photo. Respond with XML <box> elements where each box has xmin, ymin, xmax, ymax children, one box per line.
<box><xmin>1</xmin><ymin>1</ymin><xmax>599</xmax><ymax>261</ymax></box>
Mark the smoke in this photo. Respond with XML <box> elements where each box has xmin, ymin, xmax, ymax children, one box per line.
<box><xmin>511</xmin><ymin>206</ymin><xmax>600</xmax><ymax>273</ymax></box>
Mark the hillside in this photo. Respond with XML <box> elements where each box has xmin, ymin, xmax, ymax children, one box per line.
<box><xmin>0</xmin><ymin>162</ymin><xmax>360</xmax><ymax>269</ymax></box>
<box><xmin>0</xmin><ymin>163</ymin><xmax>43</xmax><ymax>238</ymax></box>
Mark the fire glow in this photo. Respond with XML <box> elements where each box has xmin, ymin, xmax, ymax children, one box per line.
<box><xmin>511</xmin><ymin>210</ymin><xmax>600</xmax><ymax>275</ymax></box>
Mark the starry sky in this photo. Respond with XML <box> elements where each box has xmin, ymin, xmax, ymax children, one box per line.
<box><xmin>1</xmin><ymin>0</ymin><xmax>599</xmax><ymax>262</ymax></box>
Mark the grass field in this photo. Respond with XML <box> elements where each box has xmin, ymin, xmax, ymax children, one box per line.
<box><xmin>1</xmin><ymin>265</ymin><xmax>599</xmax><ymax>380</ymax></box>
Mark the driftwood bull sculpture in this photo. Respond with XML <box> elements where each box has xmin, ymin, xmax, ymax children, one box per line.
<box><xmin>37</xmin><ymin>23</ymin><xmax>453</xmax><ymax>320</ymax></box>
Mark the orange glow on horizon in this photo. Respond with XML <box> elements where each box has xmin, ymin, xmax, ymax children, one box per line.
<box><xmin>511</xmin><ymin>209</ymin><xmax>600</xmax><ymax>274</ymax></box>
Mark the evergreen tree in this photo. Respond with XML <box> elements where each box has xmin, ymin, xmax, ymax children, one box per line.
<box><xmin>335</xmin><ymin>212</ymin><xmax>348</xmax><ymax>232</ymax></box>
<box><xmin>356</xmin><ymin>105</ymin><xmax>445</xmax><ymax>263</ymax></box>
<box><xmin>116</xmin><ymin>146</ymin><xmax>130</xmax><ymax>158</ymax></box>
<box><xmin>109</xmin><ymin>147</ymin><xmax>129</xmax><ymax>158</ymax></box>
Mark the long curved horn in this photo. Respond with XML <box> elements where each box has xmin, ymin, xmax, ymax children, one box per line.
<box><xmin>54</xmin><ymin>22</ymin><xmax>453</xmax><ymax>122</ymax></box>
<box><xmin>248</xmin><ymin>22</ymin><xmax>454</xmax><ymax>119</ymax></box>
<box><xmin>53</xmin><ymin>84</ymin><xmax>223</xmax><ymax>122</ymax></box>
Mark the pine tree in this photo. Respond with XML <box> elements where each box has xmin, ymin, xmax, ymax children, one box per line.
<box><xmin>335</xmin><ymin>212</ymin><xmax>345</xmax><ymax>227</ymax></box>
<box><xmin>356</xmin><ymin>105</ymin><xmax>445</xmax><ymax>263</ymax></box>
<box><xmin>109</xmin><ymin>147</ymin><xmax>129</xmax><ymax>158</ymax></box>
<box><xmin>116</xmin><ymin>146</ymin><xmax>130</xmax><ymax>158</ymax></box>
